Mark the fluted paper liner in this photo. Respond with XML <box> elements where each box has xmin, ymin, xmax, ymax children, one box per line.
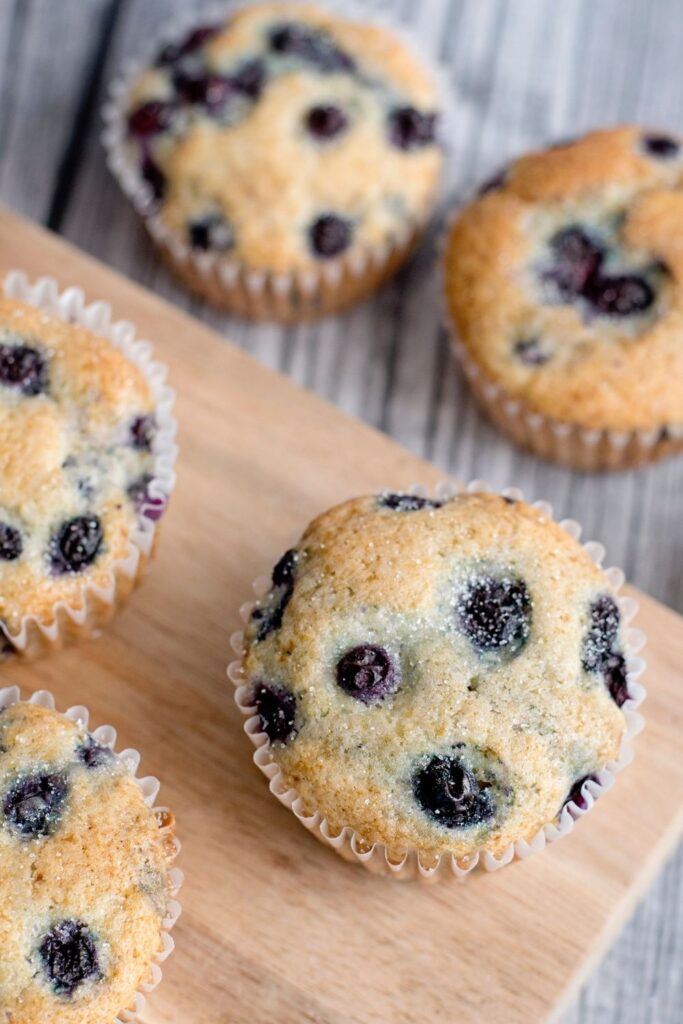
<box><xmin>229</xmin><ymin>480</ymin><xmax>646</xmax><ymax>881</ymax></box>
<box><xmin>0</xmin><ymin>686</ymin><xmax>183</xmax><ymax>1021</ymax></box>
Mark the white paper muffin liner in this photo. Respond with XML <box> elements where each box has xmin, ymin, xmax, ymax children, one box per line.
<box><xmin>438</xmin><ymin>206</ymin><xmax>683</xmax><ymax>471</ymax></box>
<box><xmin>1</xmin><ymin>272</ymin><xmax>178</xmax><ymax>659</ymax></box>
<box><xmin>0</xmin><ymin>685</ymin><xmax>183</xmax><ymax>1021</ymax></box>
<box><xmin>229</xmin><ymin>479</ymin><xmax>647</xmax><ymax>881</ymax></box>
<box><xmin>102</xmin><ymin>0</ymin><xmax>456</xmax><ymax>323</ymax></box>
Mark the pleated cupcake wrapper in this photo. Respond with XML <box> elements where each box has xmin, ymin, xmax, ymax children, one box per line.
<box><xmin>437</xmin><ymin>206</ymin><xmax>683</xmax><ymax>470</ymax></box>
<box><xmin>229</xmin><ymin>479</ymin><xmax>647</xmax><ymax>881</ymax></box>
<box><xmin>0</xmin><ymin>686</ymin><xmax>183</xmax><ymax>1022</ymax></box>
<box><xmin>102</xmin><ymin>0</ymin><xmax>456</xmax><ymax>322</ymax></box>
<box><xmin>1</xmin><ymin>272</ymin><xmax>179</xmax><ymax>659</ymax></box>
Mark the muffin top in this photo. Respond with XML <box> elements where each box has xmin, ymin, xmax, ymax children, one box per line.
<box><xmin>0</xmin><ymin>702</ymin><xmax>175</xmax><ymax>1023</ymax></box>
<box><xmin>443</xmin><ymin>126</ymin><xmax>683</xmax><ymax>431</ymax></box>
<box><xmin>0</xmin><ymin>297</ymin><xmax>162</xmax><ymax>636</ymax></box>
<box><xmin>242</xmin><ymin>491</ymin><xmax>630</xmax><ymax>862</ymax></box>
<box><xmin>123</xmin><ymin>2</ymin><xmax>443</xmax><ymax>273</ymax></box>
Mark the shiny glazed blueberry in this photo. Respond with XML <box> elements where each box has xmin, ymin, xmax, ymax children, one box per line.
<box><xmin>306</xmin><ymin>104</ymin><xmax>349</xmax><ymax>140</ymax></box>
<box><xmin>583</xmin><ymin>273</ymin><xmax>655</xmax><ymax>316</ymax></box>
<box><xmin>127</xmin><ymin>100</ymin><xmax>176</xmax><ymax>138</ymax></box>
<box><xmin>336</xmin><ymin>644</ymin><xmax>399</xmax><ymax>704</ymax></box>
<box><xmin>0</xmin><ymin>343</ymin><xmax>47</xmax><ymax>396</ymax></box>
<box><xmin>252</xmin><ymin>681</ymin><xmax>298</xmax><ymax>744</ymax></box>
<box><xmin>50</xmin><ymin>516</ymin><xmax>103</xmax><ymax>575</ymax></box>
<box><xmin>130</xmin><ymin>414</ymin><xmax>157</xmax><ymax>451</ymax></box>
<box><xmin>309</xmin><ymin>214</ymin><xmax>352</xmax><ymax>258</ymax></box>
<box><xmin>0</xmin><ymin>522</ymin><xmax>22</xmax><ymax>561</ymax></box>
<box><xmin>545</xmin><ymin>226</ymin><xmax>605</xmax><ymax>297</ymax></box>
<box><xmin>269</xmin><ymin>22</ymin><xmax>354</xmax><ymax>72</ymax></box>
<box><xmin>3</xmin><ymin>772</ymin><xmax>68</xmax><ymax>837</ymax></box>
<box><xmin>378</xmin><ymin>493</ymin><xmax>440</xmax><ymax>511</ymax></box>
<box><xmin>77</xmin><ymin>737</ymin><xmax>115</xmax><ymax>769</ymax></box>
<box><xmin>413</xmin><ymin>754</ymin><xmax>494</xmax><ymax>828</ymax></box>
<box><xmin>39</xmin><ymin>920</ymin><xmax>100</xmax><ymax>996</ymax></box>
<box><xmin>156</xmin><ymin>24</ymin><xmax>220</xmax><ymax>66</ymax></box>
<box><xmin>388</xmin><ymin>107</ymin><xmax>437</xmax><ymax>150</ymax></box>
<box><xmin>642</xmin><ymin>134</ymin><xmax>680</xmax><ymax>158</ymax></box>
<box><xmin>457</xmin><ymin>575</ymin><xmax>531</xmax><ymax>659</ymax></box>
<box><xmin>188</xmin><ymin>212</ymin><xmax>234</xmax><ymax>251</ymax></box>
<box><xmin>514</xmin><ymin>337</ymin><xmax>549</xmax><ymax>365</ymax></box>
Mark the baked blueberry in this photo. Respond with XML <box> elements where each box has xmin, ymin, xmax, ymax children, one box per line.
<box><xmin>188</xmin><ymin>212</ymin><xmax>234</xmax><ymax>251</ymax></box>
<box><xmin>130</xmin><ymin>413</ymin><xmax>157</xmax><ymax>450</ymax></box>
<box><xmin>173</xmin><ymin>69</ymin><xmax>234</xmax><ymax>110</ymax></box>
<box><xmin>140</xmin><ymin>156</ymin><xmax>166</xmax><ymax>203</ymax></box>
<box><xmin>514</xmin><ymin>336</ymin><xmax>550</xmax><ymax>365</ymax></box>
<box><xmin>127</xmin><ymin>474</ymin><xmax>166</xmax><ymax>521</ymax></box>
<box><xmin>306</xmin><ymin>104</ymin><xmax>349</xmax><ymax>140</ymax></box>
<box><xmin>0</xmin><ymin>342</ymin><xmax>47</xmax><ymax>396</ymax></box>
<box><xmin>545</xmin><ymin>226</ymin><xmax>605</xmax><ymax>298</ymax></box>
<box><xmin>50</xmin><ymin>515</ymin><xmax>103</xmax><ymax>575</ymax></box>
<box><xmin>413</xmin><ymin>753</ymin><xmax>494</xmax><ymax>828</ymax></box>
<box><xmin>642</xmin><ymin>134</ymin><xmax>680</xmax><ymax>158</ymax></box>
<box><xmin>39</xmin><ymin>920</ymin><xmax>100</xmax><ymax>996</ymax></box>
<box><xmin>582</xmin><ymin>594</ymin><xmax>620</xmax><ymax>673</ymax></box>
<box><xmin>127</xmin><ymin>100</ymin><xmax>176</xmax><ymax>138</ymax></box>
<box><xmin>271</xmin><ymin>548</ymin><xmax>298</xmax><ymax>588</ymax></box>
<box><xmin>336</xmin><ymin>644</ymin><xmax>399</xmax><ymax>704</ymax></box>
<box><xmin>378</xmin><ymin>493</ymin><xmax>440</xmax><ymax>511</ymax></box>
<box><xmin>231</xmin><ymin>58</ymin><xmax>266</xmax><ymax>99</ymax></box>
<box><xmin>77</xmin><ymin>736</ymin><xmax>115</xmax><ymax>769</ymax></box>
<box><xmin>0</xmin><ymin>522</ymin><xmax>22</xmax><ymax>561</ymax></box>
<box><xmin>583</xmin><ymin>273</ymin><xmax>655</xmax><ymax>316</ymax></box>
<box><xmin>388</xmin><ymin>107</ymin><xmax>437</xmax><ymax>150</ymax></box>
<box><xmin>3</xmin><ymin>772</ymin><xmax>68</xmax><ymax>837</ymax></box>
<box><xmin>269</xmin><ymin>22</ymin><xmax>354</xmax><ymax>72</ymax></box>
<box><xmin>252</xmin><ymin>681</ymin><xmax>298</xmax><ymax>744</ymax></box>
<box><xmin>156</xmin><ymin>24</ymin><xmax>220</xmax><ymax>66</ymax></box>
<box><xmin>564</xmin><ymin>773</ymin><xmax>598</xmax><ymax>811</ymax></box>
<box><xmin>309</xmin><ymin>214</ymin><xmax>353</xmax><ymax>258</ymax></box>
<box><xmin>251</xmin><ymin>591</ymin><xmax>290</xmax><ymax>642</ymax></box>
<box><xmin>603</xmin><ymin>652</ymin><xmax>630</xmax><ymax>707</ymax></box>
<box><xmin>457</xmin><ymin>574</ymin><xmax>531</xmax><ymax>659</ymax></box>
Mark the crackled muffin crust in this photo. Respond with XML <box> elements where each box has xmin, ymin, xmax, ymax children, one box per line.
<box><xmin>0</xmin><ymin>297</ymin><xmax>165</xmax><ymax>643</ymax></box>
<box><xmin>0</xmin><ymin>703</ymin><xmax>175</xmax><ymax>1022</ymax></box>
<box><xmin>242</xmin><ymin>492</ymin><xmax>631</xmax><ymax>862</ymax></box>
<box><xmin>124</xmin><ymin>2</ymin><xmax>443</xmax><ymax>273</ymax></box>
<box><xmin>443</xmin><ymin>126</ymin><xmax>683</xmax><ymax>433</ymax></box>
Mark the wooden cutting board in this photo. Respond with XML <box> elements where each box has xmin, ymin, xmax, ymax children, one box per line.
<box><xmin>1</xmin><ymin>205</ymin><xmax>681</xmax><ymax>1024</ymax></box>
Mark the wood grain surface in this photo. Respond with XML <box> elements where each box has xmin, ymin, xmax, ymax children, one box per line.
<box><xmin>0</xmin><ymin>207</ymin><xmax>681</xmax><ymax>1024</ymax></box>
<box><xmin>0</xmin><ymin>2</ymin><xmax>682</xmax><ymax>1020</ymax></box>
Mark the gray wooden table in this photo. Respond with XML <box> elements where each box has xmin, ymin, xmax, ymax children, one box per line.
<box><xmin>0</xmin><ymin>1</ymin><xmax>681</xmax><ymax>1020</ymax></box>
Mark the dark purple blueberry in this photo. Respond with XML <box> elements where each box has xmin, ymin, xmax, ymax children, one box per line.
<box><xmin>156</xmin><ymin>24</ymin><xmax>220</xmax><ymax>66</ymax></box>
<box><xmin>252</xmin><ymin>682</ymin><xmax>298</xmax><ymax>744</ymax></box>
<box><xmin>564</xmin><ymin>774</ymin><xmax>599</xmax><ymax>812</ymax></box>
<box><xmin>0</xmin><ymin>633</ymin><xmax>15</xmax><ymax>660</ymax></box>
<box><xmin>336</xmin><ymin>644</ymin><xmax>399</xmax><ymax>704</ymax></box>
<box><xmin>457</xmin><ymin>575</ymin><xmax>531</xmax><ymax>659</ymax></box>
<box><xmin>140</xmin><ymin>156</ymin><xmax>166</xmax><ymax>204</ymax></box>
<box><xmin>173</xmin><ymin>69</ymin><xmax>234</xmax><ymax>110</ymax></box>
<box><xmin>583</xmin><ymin>273</ymin><xmax>655</xmax><ymax>316</ymax></box>
<box><xmin>388</xmin><ymin>107</ymin><xmax>437</xmax><ymax>150</ymax></box>
<box><xmin>269</xmin><ymin>22</ymin><xmax>354</xmax><ymax>72</ymax></box>
<box><xmin>0</xmin><ymin>343</ymin><xmax>48</xmax><ymax>396</ymax></box>
<box><xmin>130</xmin><ymin>414</ymin><xmax>157</xmax><ymax>451</ymax></box>
<box><xmin>188</xmin><ymin>212</ymin><xmax>234</xmax><ymax>252</ymax></box>
<box><xmin>127</xmin><ymin>100</ymin><xmax>176</xmax><ymax>138</ymax></box>
<box><xmin>642</xmin><ymin>134</ymin><xmax>680</xmax><ymax>159</ymax></box>
<box><xmin>378</xmin><ymin>493</ymin><xmax>440</xmax><ymax>512</ymax></box>
<box><xmin>50</xmin><ymin>516</ymin><xmax>103</xmax><ymax>575</ymax></box>
<box><xmin>127</xmin><ymin>475</ymin><xmax>166</xmax><ymax>522</ymax></box>
<box><xmin>3</xmin><ymin>772</ymin><xmax>68</xmax><ymax>837</ymax></box>
<box><xmin>477</xmin><ymin>167</ymin><xmax>508</xmax><ymax>196</ymax></box>
<box><xmin>231</xmin><ymin>58</ymin><xmax>266</xmax><ymax>99</ymax></box>
<box><xmin>77</xmin><ymin>736</ymin><xmax>115</xmax><ymax>769</ymax></box>
<box><xmin>514</xmin><ymin>337</ymin><xmax>550</xmax><ymax>366</ymax></box>
<box><xmin>582</xmin><ymin>594</ymin><xmax>621</xmax><ymax>673</ymax></box>
<box><xmin>251</xmin><ymin>553</ymin><xmax>298</xmax><ymax>642</ymax></box>
<box><xmin>271</xmin><ymin>548</ymin><xmax>298</xmax><ymax>588</ymax></box>
<box><xmin>309</xmin><ymin>214</ymin><xmax>352</xmax><ymax>258</ymax></box>
<box><xmin>306</xmin><ymin>104</ymin><xmax>349</xmax><ymax>140</ymax></box>
<box><xmin>39</xmin><ymin>920</ymin><xmax>100</xmax><ymax>996</ymax></box>
<box><xmin>545</xmin><ymin>226</ymin><xmax>605</xmax><ymax>297</ymax></box>
<box><xmin>413</xmin><ymin>754</ymin><xmax>494</xmax><ymax>828</ymax></box>
<box><xmin>0</xmin><ymin>522</ymin><xmax>22</xmax><ymax>561</ymax></box>
<box><xmin>603</xmin><ymin>652</ymin><xmax>630</xmax><ymax>707</ymax></box>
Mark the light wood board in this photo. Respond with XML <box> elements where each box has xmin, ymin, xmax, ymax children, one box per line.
<box><xmin>0</xmin><ymin>206</ymin><xmax>681</xmax><ymax>1024</ymax></box>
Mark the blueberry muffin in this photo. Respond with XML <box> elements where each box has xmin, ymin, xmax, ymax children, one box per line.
<box><xmin>0</xmin><ymin>296</ymin><xmax>172</xmax><ymax>658</ymax></box>
<box><xmin>240</xmin><ymin>491</ymin><xmax>637</xmax><ymax>871</ymax></box>
<box><xmin>0</xmin><ymin>701</ymin><xmax>178</xmax><ymax>1021</ymax></box>
<box><xmin>443</xmin><ymin>126</ymin><xmax>683</xmax><ymax>469</ymax></box>
<box><xmin>113</xmin><ymin>2</ymin><xmax>444</xmax><ymax>320</ymax></box>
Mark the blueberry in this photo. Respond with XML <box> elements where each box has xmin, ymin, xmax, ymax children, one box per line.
<box><xmin>336</xmin><ymin>644</ymin><xmax>399</xmax><ymax>704</ymax></box>
<box><xmin>77</xmin><ymin>736</ymin><xmax>115</xmax><ymax>769</ymax></box>
<box><xmin>545</xmin><ymin>226</ymin><xmax>605</xmax><ymax>298</ymax></box>
<box><xmin>39</xmin><ymin>920</ymin><xmax>100</xmax><ymax>996</ymax></box>
<box><xmin>50</xmin><ymin>516</ymin><xmax>103</xmax><ymax>575</ymax></box>
<box><xmin>188</xmin><ymin>212</ymin><xmax>234</xmax><ymax>252</ymax></box>
<box><xmin>251</xmin><ymin>580</ymin><xmax>296</xmax><ymax>643</ymax></box>
<box><xmin>582</xmin><ymin>594</ymin><xmax>621</xmax><ymax>673</ymax></box>
<box><xmin>642</xmin><ymin>134</ymin><xmax>680</xmax><ymax>158</ymax></box>
<box><xmin>583</xmin><ymin>273</ymin><xmax>655</xmax><ymax>316</ymax></box>
<box><xmin>456</xmin><ymin>575</ymin><xmax>531</xmax><ymax>659</ymax></box>
<box><xmin>0</xmin><ymin>522</ymin><xmax>22</xmax><ymax>561</ymax></box>
<box><xmin>564</xmin><ymin>773</ymin><xmax>599</xmax><ymax>812</ymax></box>
<box><xmin>514</xmin><ymin>337</ymin><xmax>549</xmax><ymax>366</ymax></box>
<box><xmin>127</xmin><ymin>100</ymin><xmax>176</xmax><ymax>138</ymax></box>
<box><xmin>127</xmin><ymin>475</ymin><xmax>166</xmax><ymax>522</ymax></box>
<box><xmin>252</xmin><ymin>682</ymin><xmax>298</xmax><ymax>744</ymax></box>
<box><xmin>140</xmin><ymin>156</ymin><xmax>166</xmax><ymax>204</ymax></box>
<box><xmin>378</xmin><ymin>493</ymin><xmax>440</xmax><ymax>512</ymax></box>
<box><xmin>130</xmin><ymin>414</ymin><xmax>156</xmax><ymax>451</ymax></box>
<box><xmin>0</xmin><ymin>633</ymin><xmax>15</xmax><ymax>660</ymax></box>
<box><xmin>309</xmin><ymin>214</ymin><xmax>352</xmax><ymax>258</ymax></box>
<box><xmin>271</xmin><ymin>548</ymin><xmax>298</xmax><ymax>588</ymax></box>
<box><xmin>3</xmin><ymin>772</ymin><xmax>68</xmax><ymax>838</ymax></box>
<box><xmin>306</xmin><ymin>104</ymin><xmax>349</xmax><ymax>140</ymax></box>
<box><xmin>269</xmin><ymin>22</ymin><xmax>355</xmax><ymax>72</ymax></box>
<box><xmin>603</xmin><ymin>652</ymin><xmax>630</xmax><ymax>707</ymax></box>
<box><xmin>156</xmin><ymin>24</ymin><xmax>220</xmax><ymax>66</ymax></box>
<box><xmin>413</xmin><ymin>754</ymin><xmax>494</xmax><ymax>828</ymax></box>
<box><xmin>0</xmin><ymin>343</ymin><xmax>48</xmax><ymax>396</ymax></box>
<box><xmin>231</xmin><ymin>58</ymin><xmax>266</xmax><ymax>99</ymax></box>
<box><xmin>173</xmin><ymin>69</ymin><xmax>234</xmax><ymax>110</ymax></box>
<box><xmin>388</xmin><ymin>107</ymin><xmax>437</xmax><ymax>150</ymax></box>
